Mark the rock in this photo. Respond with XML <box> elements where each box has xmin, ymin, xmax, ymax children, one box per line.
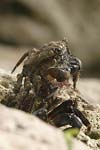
<box><xmin>0</xmin><ymin>69</ymin><xmax>91</xmax><ymax>150</ymax></box>
<box><xmin>72</xmin><ymin>139</ymin><xmax>90</xmax><ymax>150</ymax></box>
<box><xmin>0</xmin><ymin>104</ymin><xmax>66</xmax><ymax>150</ymax></box>
<box><xmin>0</xmin><ymin>104</ymin><xmax>90</xmax><ymax>150</ymax></box>
<box><xmin>0</xmin><ymin>68</ymin><xmax>15</xmax><ymax>101</ymax></box>
<box><xmin>78</xmin><ymin>79</ymin><xmax>100</xmax><ymax>104</ymax></box>
<box><xmin>78</xmin><ymin>132</ymin><xmax>99</xmax><ymax>150</ymax></box>
<box><xmin>0</xmin><ymin>69</ymin><xmax>100</xmax><ymax>150</ymax></box>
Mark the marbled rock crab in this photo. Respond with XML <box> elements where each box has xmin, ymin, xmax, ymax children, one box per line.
<box><xmin>1</xmin><ymin>39</ymin><xmax>91</xmax><ymax>131</ymax></box>
<box><xmin>11</xmin><ymin>39</ymin><xmax>81</xmax><ymax>92</ymax></box>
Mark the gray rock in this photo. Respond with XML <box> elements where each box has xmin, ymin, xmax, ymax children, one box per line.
<box><xmin>0</xmin><ymin>104</ymin><xmax>67</xmax><ymax>150</ymax></box>
<box><xmin>0</xmin><ymin>69</ymin><xmax>91</xmax><ymax>150</ymax></box>
<box><xmin>0</xmin><ymin>103</ymin><xmax>90</xmax><ymax>150</ymax></box>
<box><xmin>78</xmin><ymin>79</ymin><xmax>100</xmax><ymax>104</ymax></box>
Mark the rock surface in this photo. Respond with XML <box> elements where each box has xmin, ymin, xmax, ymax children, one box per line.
<box><xmin>0</xmin><ymin>104</ymin><xmax>90</xmax><ymax>150</ymax></box>
<box><xmin>0</xmin><ymin>69</ymin><xmax>91</xmax><ymax>150</ymax></box>
<box><xmin>0</xmin><ymin>70</ymin><xmax>100</xmax><ymax>150</ymax></box>
<box><xmin>0</xmin><ymin>104</ymin><xmax>67</xmax><ymax>150</ymax></box>
<box><xmin>78</xmin><ymin>78</ymin><xmax>100</xmax><ymax>104</ymax></box>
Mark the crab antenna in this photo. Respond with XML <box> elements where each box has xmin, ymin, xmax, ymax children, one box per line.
<box><xmin>11</xmin><ymin>52</ymin><xmax>28</xmax><ymax>74</ymax></box>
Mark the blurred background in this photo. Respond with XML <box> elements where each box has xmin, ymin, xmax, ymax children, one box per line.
<box><xmin>0</xmin><ymin>0</ymin><xmax>100</xmax><ymax>77</ymax></box>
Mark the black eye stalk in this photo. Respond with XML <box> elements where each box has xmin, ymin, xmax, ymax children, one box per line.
<box><xmin>69</xmin><ymin>57</ymin><xmax>82</xmax><ymax>74</ymax></box>
<box><xmin>69</xmin><ymin>57</ymin><xmax>82</xmax><ymax>90</ymax></box>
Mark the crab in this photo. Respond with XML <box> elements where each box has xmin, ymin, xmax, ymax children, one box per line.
<box><xmin>2</xmin><ymin>39</ymin><xmax>90</xmax><ymax>132</ymax></box>
<box><xmin>11</xmin><ymin>39</ymin><xmax>81</xmax><ymax>94</ymax></box>
<box><xmin>8</xmin><ymin>39</ymin><xmax>82</xmax><ymax>110</ymax></box>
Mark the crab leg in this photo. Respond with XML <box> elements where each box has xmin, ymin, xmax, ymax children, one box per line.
<box><xmin>49</xmin><ymin>113</ymin><xmax>83</xmax><ymax>129</ymax></box>
<box><xmin>11</xmin><ymin>52</ymin><xmax>28</xmax><ymax>73</ymax></box>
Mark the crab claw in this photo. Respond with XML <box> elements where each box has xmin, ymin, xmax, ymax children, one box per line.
<box><xmin>47</xmin><ymin>67</ymin><xmax>70</xmax><ymax>82</ymax></box>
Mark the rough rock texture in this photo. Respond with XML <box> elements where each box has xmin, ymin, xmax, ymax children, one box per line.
<box><xmin>0</xmin><ymin>68</ymin><xmax>15</xmax><ymax>101</ymax></box>
<box><xmin>52</xmin><ymin>81</ymin><xmax>100</xmax><ymax>150</ymax></box>
<box><xmin>0</xmin><ymin>104</ymin><xmax>67</xmax><ymax>150</ymax></box>
<box><xmin>0</xmin><ymin>104</ymin><xmax>90</xmax><ymax>150</ymax></box>
<box><xmin>0</xmin><ymin>70</ymin><xmax>91</xmax><ymax>150</ymax></box>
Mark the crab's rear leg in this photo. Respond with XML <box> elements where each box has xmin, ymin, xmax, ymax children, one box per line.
<box><xmin>47</xmin><ymin>67</ymin><xmax>70</xmax><ymax>87</ymax></box>
<box><xmin>11</xmin><ymin>52</ymin><xmax>28</xmax><ymax>73</ymax></box>
<box><xmin>72</xmin><ymin>71</ymin><xmax>80</xmax><ymax>90</ymax></box>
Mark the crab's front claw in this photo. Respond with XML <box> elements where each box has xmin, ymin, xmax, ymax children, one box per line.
<box><xmin>48</xmin><ymin>99</ymin><xmax>76</xmax><ymax>119</ymax></box>
<box><xmin>50</xmin><ymin>113</ymin><xmax>82</xmax><ymax>129</ymax></box>
<box><xmin>74</xmin><ymin>108</ymin><xmax>91</xmax><ymax>131</ymax></box>
<box><xmin>47</xmin><ymin>67</ymin><xmax>70</xmax><ymax>84</ymax></box>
